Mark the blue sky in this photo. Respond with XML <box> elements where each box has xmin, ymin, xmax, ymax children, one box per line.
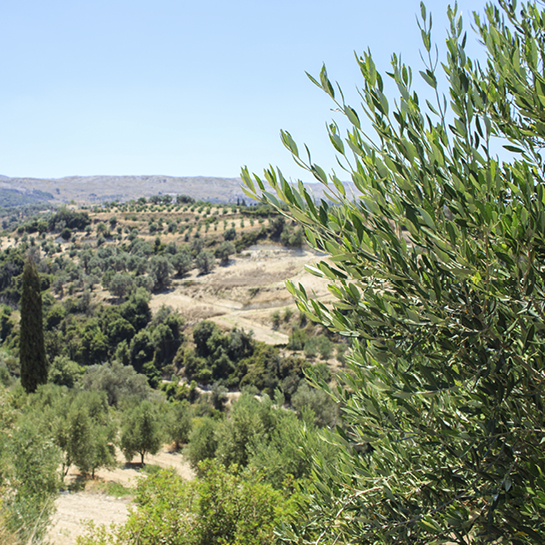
<box><xmin>1</xmin><ymin>0</ymin><xmax>489</xmax><ymax>182</ymax></box>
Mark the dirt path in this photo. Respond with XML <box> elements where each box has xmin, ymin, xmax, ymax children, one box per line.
<box><xmin>149</xmin><ymin>244</ymin><xmax>332</xmax><ymax>344</ymax></box>
<box><xmin>47</xmin><ymin>446</ymin><xmax>194</xmax><ymax>545</ymax></box>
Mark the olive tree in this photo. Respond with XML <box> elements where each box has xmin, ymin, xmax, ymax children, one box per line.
<box><xmin>120</xmin><ymin>400</ymin><xmax>164</xmax><ymax>465</ymax></box>
<box><xmin>195</xmin><ymin>250</ymin><xmax>216</xmax><ymax>275</ymax></box>
<box><xmin>242</xmin><ymin>1</ymin><xmax>545</xmax><ymax>543</ymax></box>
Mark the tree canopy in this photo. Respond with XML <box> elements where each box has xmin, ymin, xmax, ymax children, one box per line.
<box><xmin>243</xmin><ymin>1</ymin><xmax>545</xmax><ymax>543</ymax></box>
<box><xmin>20</xmin><ymin>258</ymin><xmax>48</xmax><ymax>393</ymax></box>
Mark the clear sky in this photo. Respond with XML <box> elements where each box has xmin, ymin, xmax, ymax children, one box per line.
<box><xmin>1</xmin><ymin>0</ymin><xmax>490</xmax><ymax>182</ymax></box>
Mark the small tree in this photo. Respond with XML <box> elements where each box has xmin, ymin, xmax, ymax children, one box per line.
<box><xmin>165</xmin><ymin>400</ymin><xmax>193</xmax><ymax>450</ymax></box>
<box><xmin>148</xmin><ymin>255</ymin><xmax>173</xmax><ymax>292</ymax></box>
<box><xmin>3</xmin><ymin>417</ymin><xmax>60</xmax><ymax>541</ymax></box>
<box><xmin>60</xmin><ymin>227</ymin><xmax>72</xmax><ymax>241</ymax></box>
<box><xmin>169</xmin><ymin>248</ymin><xmax>192</xmax><ymax>276</ymax></box>
<box><xmin>120</xmin><ymin>400</ymin><xmax>164</xmax><ymax>465</ymax></box>
<box><xmin>20</xmin><ymin>259</ymin><xmax>48</xmax><ymax>393</ymax></box>
<box><xmin>223</xmin><ymin>227</ymin><xmax>236</xmax><ymax>241</ymax></box>
<box><xmin>195</xmin><ymin>250</ymin><xmax>216</xmax><ymax>275</ymax></box>
<box><xmin>186</xmin><ymin>416</ymin><xmax>218</xmax><ymax>471</ymax></box>
<box><xmin>215</xmin><ymin>241</ymin><xmax>236</xmax><ymax>265</ymax></box>
<box><xmin>48</xmin><ymin>355</ymin><xmax>83</xmax><ymax>387</ymax></box>
<box><xmin>109</xmin><ymin>273</ymin><xmax>135</xmax><ymax>299</ymax></box>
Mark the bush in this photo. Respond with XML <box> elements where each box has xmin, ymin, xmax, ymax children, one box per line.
<box><xmin>77</xmin><ymin>463</ymin><xmax>297</xmax><ymax>545</ymax></box>
<box><xmin>215</xmin><ymin>241</ymin><xmax>236</xmax><ymax>265</ymax></box>
<box><xmin>60</xmin><ymin>227</ymin><xmax>72</xmax><ymax>240</ymax></box>
<box><xmin>303</xmin><ymin>336</ymin><xmax>318</xmax><ymax>358</ymax></box>
<box><xmin>80</xmin><ymin>360</ymin><xmax>151</xmax><ymax>407</ymax></box>
<box><xmin>270</xmin><ymin>310</ymin><xmax>281</xmax><ymax>329</ymax></box>
<box><xmin>287</xmin><ymin>329</ymin><xmax>307</xmax><ymax>351</ymax></box>
<box><xmin>291</xmin><ymin>382</ymin><xmax>337</xmax><ymax>428</ymax></box>
<box><xmin>108</xmin><ymin>273</ymin><xmax>134</xmax><ymax>299</ymax></box>
<box><xmin>316</xmin><ymin>334</ymin><xmax>333</xmax><ymax>360</ymax></box>
<box><xmin>48</xmin><ymin>355</ymin><xmax>83</xmax><ymax>387</ymax></box>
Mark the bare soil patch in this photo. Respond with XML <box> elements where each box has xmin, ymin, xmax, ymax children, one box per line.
<box><xmin>149</xmin><ymin>244</ymin><xmax>332</xmax><ymax>344</ymax></box>
<box><xmin>47</xmin><ymin>446</ymin><xmax>193</xmax><ymax>545</ymax></box>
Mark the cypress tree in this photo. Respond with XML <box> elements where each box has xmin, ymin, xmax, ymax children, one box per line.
<box><xmin>20</xmin><ymin>258</ymin><xmax>48</xmax><ymax>393</ymax></box>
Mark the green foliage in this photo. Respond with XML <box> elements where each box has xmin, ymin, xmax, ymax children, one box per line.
<box><xmin>291</xmin><ymin>382</ymin><xmax>337</xmax><ymax>428</ymax></box>
<box><xmin>108</xmin><ymin>272</ymin><xmax>134</xmax><ymax>298</ymax></box>
<box><xmin>0</xmin><ymin>401</ymin><xmax>60</xmax><ymax>542</ymax></box>
<box><xmin>0</xmin><ymin>306</ymin><xmax>15</xmax><ymax>343</ymax></box>
<box><xmin>193</xmin><ymin>461</ymin><xmax>293</xmax><ymax>545</ymax></box>
<box><xmin>247</xmin><ymin>403</ymin><xmax>336</xmax><ymax>489</ymax></box>
<box><xmin>78</xmin><ymin>463</ymin><xmax>296</xmax><ymax>545</ymax></box>
<box><xmin>177</xmin><ymin>193</ymin><xmax>195</xmax><ymax>204</ymax></box>
<box><xmin>0</xmin><ymin>248</ymin><xmax>24</xmax><ymax>303</ymax></box>
<box><xmin>80</xmin><ymin>360</ymin><xmax>151</xmax><ymax>407</ymax></box>
<box><xmin>31</xmin><ymin>386</ymin><xmax>117</xmax><ymax>479</ymax></box>
<box><xmin>302</xmin><ymin>336</ymin><xmax>317</xmax><ymax>358</ymax></box>
<box><xmin>234</xmin><ymin>225</ymin><xmax>269</xmax><ymax>252</ymax></box>
<box><xmin>270</xmin><ymin>309</ymin><xmax>281</xmax><ymax>329</ymax></box>
<box><xmin>128</xmin><ymin>329</ymin><xmax>154</xmax><ymax>373</ymax></box>
<box><xmin>60</xmin><ymin>226</ymin><xmax>72</xmax><ymax>241</ymax></box>
<box><xmin>48</xmin><ymin>355</ymin><xmax>84</xmax><ymax>387</ymax></box>
<box><xmin>186</xmin><ymin>392</ymin><xmax>337</xmax><ymax>489</ymax></box>
<box><xmin>316</xmin><ymin>334</ymin><xmax>334</xmax><ymax>360</ymax></box>
<box><xmin>120</xmin><ymin>400</ymin><xmax>164</xmax><ymax>465</ymax></box>
<box><xmin>148</xmin><ymin>254</ymin><xmax>173</xmax><ymax>291</ymax></box>
<box><xmin>44</xmin><ymin>303</ymin><xmax>66</xmax><ymax>330</ymax></box>
<box><xmin>215</xmin><ymin>241</ymin><xmax>236</xmax><ymax>265</ymax></box>
<box><xmin>215</xmin><ymin>393</ymin><xmax>270</xmax><ymax>468</ymax></box>
<box><xmin>195</xmin><ymin>250</ymin><xmax>215</xmax><ymax>274</ymax></box>
<box><xmin>165</xmin><ymin>400</ymin><xmax>193</xmax><ymax>449</ymax></box>
<box><xmin>280</xmin><ymin>225</ymin><xmax>304</xmax><ymax>248</ymax></box>
<box><xmin>287</xmin><ymin>328</ymin><xmax>307</xmax><ymax>350</ymax></box>
<box><xmin>192</xmin><ymin>320</ymin><xmax>219</xmax><ymax>358</ymax></box>
<box><xmin>120</xmin><ymin>288</ymin><xmax>152</xmax><ymax>330</ymax></box>
<box><xmin>150</xmin><ymin>305</ymin><xmax>184</xmax><ymax>368</ymax></box>
<box><xmin>169</xmin><ymin>247</ymin><xmax>192</xmax><ymax>276</ymax></box>
<box><xmin>48</xmin><ymin>206</ymin><xmax>90</xmax><ymax>232</ymax></box>
<box><xmin>186</xmin><ymin>416</ymin><xmax>219</xmax><ymax>470</ymax></box>
<box><xmin>19</xmin><ymin>259</ymin><xmax>48</xmax><ymax>393</ymax></box>
<box><xmin>242</xmin><ymin>1</ymin><xmax>545</xmax><ymax>542</ymax></box>
<box><xmin>223</xmin><ymin>226</ymin><xmax>236</xmax><ymax>241</ymax></box>
<box><xmin>240</xmin><ymin>345</ymin><xmax>307</xmax><ymax>397</ymax></box>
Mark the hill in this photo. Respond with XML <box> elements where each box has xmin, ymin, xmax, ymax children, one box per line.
<box><xmin>0</xmin><ymin>175</ymin><xmax>248</xmax><ymax>205</ymax></box>
<box><xmin>0</xmin><ymin>174</ymin><xmax>348</xmax><ymax>206</ymax></box>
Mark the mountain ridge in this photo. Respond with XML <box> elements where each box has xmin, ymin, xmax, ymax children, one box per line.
<box><xmin>0</xmin><ymin>174</ymin><xmax>352</xmax><ymax>206</ymax></box>
<box><xmin>0</xmin><ymin>174</ymin><xmax>247</xmax><ymax>204</ymax></box>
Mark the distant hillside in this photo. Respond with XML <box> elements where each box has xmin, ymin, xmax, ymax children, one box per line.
<box><xmin>0</xmin><ymin>187</ymin><xmax>54</xmax><ymax>207</ymax></box>
<box><xmin>0</xmin><ymin>175</ymin><xmax>251</xmax><ymax>205</ymax></box>
<box><xmin>0</xmin><ymin>174</ymin><xmax>355</xmax><ymax>206</ymax></box>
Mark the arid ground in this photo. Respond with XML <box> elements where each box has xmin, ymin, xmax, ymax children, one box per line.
<box><xmin>48</xmin><ymin>446</ymin><xmax>194</xmax><ymax>545</ymax></box>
